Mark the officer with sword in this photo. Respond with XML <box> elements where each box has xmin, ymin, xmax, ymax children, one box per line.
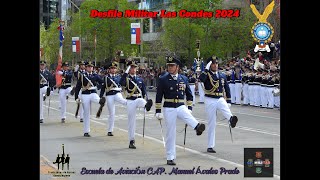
<box><xmin>72</xmin><ymin>60</ymin><xmax>86</xmax><ymax>122</ymax></box>
<box><xmin>100</xmin><ymin>61</ymin><xmax>127</xmax><ymax>136</ymax></box>
<box><xmin>57</xmin><ymin>62</ymin><xmax>73</xmax><ymax>123</ymax></box>
<box><xmin>74</xmin><ymin>61</ymin><xmax>106</xmax><ymax>137</ymax></box>
<box><xmin>155</xmin><ymin>56</ymin><xmax>206</xmax><ymax>165</ymax></box>
<box><xmin>198</xmin><ymin>56</ymin><xmax>238</xmax><ymax>153</ymax></box>
<box><xmin>40</xmin><ymin>60</ymin><xmax>55</xmax><ymax>123</ymax></box>
<box><xmin>119</xmin><ymin>60</ymin><xmax>153</xmax><ymax>149</ymax></box>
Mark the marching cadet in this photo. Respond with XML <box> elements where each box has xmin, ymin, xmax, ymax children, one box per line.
<box><xmin>197</xmin><ymin>63</ymin><xmax>205</xmax><ymax>104</ymax></box>
<box><xmin>242</xmin><ymin>66</ymin><xmax>250</xmax><ymax>106</ymax></box>
<box><xmin>155</xmin><ymin>56</ymin><xmax>206</xmax><ymax>166</ymax></box>
<box><xmin>229</xmin><ymin>66</ymin><xmax>236</xmax><ymax>104</ymax></box>
<box><xmin>253</xmin><ymin>69</ymin><xmax>263</xmax><ymax>107</ymax></box>
<box><xmin>274</xmin><ymin>70</ymin><xmax>280</xmax><ymax>108</ymax></box>
<box><xmin>260</xmin><ymin>69</ymin><xmax>269</xmax><ymax>108</ymax></box>
<box><xmin>74</xmin><ymin>61</ymin><xmax>106</xmax><ymax>137</ymax></box>
<box><xmin>40</xmin><ymin>61</ymin><xmax>55</xmax><ymax>123</ymax></box>
<box><xmin>57</xmin><ymin>62</ymin><xmax>73</xmax><ymax>123</ymax></box>
<box><xmin>248</xmin><ymin>68</ymin><xmax>255</xmax><ymax>106</ymax></box>
<box><xmin>119</xmin><ymin>60</ymin><xmax>153</xmax><ymax>149</ymax></box>
<box><xmin>266</xmin><ymin>70</ymin><xmax>275</xmax><ymax>109</ymax></box>
<box><xmin>234</xmin><ymin>64</ymin><xmax>242</xmax><ymax>105</ymax></box>
<box><xmin>198</xmin><ymin>56</ymin><xmax>238</xmax><ymax>153</ymax></box>
<box><xmin>187</xmin><ymin>68</ymin><xmax>197</xmax><ymax>106</ymax></box>
<box><xmin>100</xmin><ymin>61</ymin><xmax>127</xmax><ymax>136</ymax></box>
<box><xmin>73</xmin><ymin>61</ymin><xmax>86</xmax><ymax>122</ymax></box>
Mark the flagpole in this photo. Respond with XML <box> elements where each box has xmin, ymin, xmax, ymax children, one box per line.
<box><xmin>140</xmin><ymin>0</ymin><xmax>143</xmax><ymax>62</ymax></box>
<box><xmin>94</xmin><ymin>29</ymin><xmax>97</xmax><ymax>66</ymax></box>
<box><xmin>69</xmin><ymin>0</ymin><xmax>81</xmax><ymax>59</ymax></box>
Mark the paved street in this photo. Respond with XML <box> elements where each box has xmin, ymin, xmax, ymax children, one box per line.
<box><xmin>40</xmin><ymin>90</ymin><xmax>280</xmax><ymax>180</ymax></box>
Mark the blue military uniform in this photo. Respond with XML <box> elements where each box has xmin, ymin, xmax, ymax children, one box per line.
<box><xmin>198</xmin><ymin>56</ymin><xmax>238</xmax><ymax>153</ymax></box>
<box><xmin>100</xmin><ymin>62</ymin><xmax>127</xmax><ymax>136</ymax></box>
<box><xmin>119</xmin><ymin>60</ymin><xmax>152</xmax><ymax>149</ymax></box>
<box><xmin>248</xmin><ymin>70</ymin><xmax>255</xmax><ymax>105</ymax></box>
<box><xmin>155</xmin><ymin>56</ymin><xmax>205</xmax><ymax>165</ymax></box>
<box><xmin>75</xmin><ymin>61</ymin><xmax>86</xmax><ymax>79</ymax></box>
<box><xmin>73</xmin><ymin>60</ymin><xmax>86</xmax><ymax>122</ymax></box>
<box><xmin>58</xmin><ymin>62</ymin><xmax>73</xmax><ymax>122</ymax></box>
<box><xmin>229</xmin><ymin>68</ymin><xmax>236</xmax><ymax>104</ymax></box>
<box><xmin>241</xmin><ymin>66</ymin><xmax>250</xmax><ymax>105</ymax></box>
<box><xmin>266</xmin><ymin>71</ymin><xmax>275</xmax><ymax>109</ymax></box>
<box><xmin>74</xmin><ymin>61</ymin><xmax>106</xmax><ymax>137</ymax></box>
<box><xmin>234</xmin><ymin>66</ymin><xmax>242</xmax><ymax>105</ymax></box>
<box><xmin>40</xmin><ymin>60</ymin><xmax>55</xmax><ymax>123</ymax></box>
<box><xmin>273</xmin><ymin>71</ymin><xmax>280</xmax><ymax>108</ymax></box>
<box><xmin>253</xmin><ymin>69</ymin><xmax>263</xmax><ymax>107</ymax></box>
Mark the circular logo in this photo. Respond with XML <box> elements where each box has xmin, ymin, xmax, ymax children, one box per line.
<box><xmin>251</xmin><ymin>22</ymin><xmax>274</xmax><ymax>43</ymax></box>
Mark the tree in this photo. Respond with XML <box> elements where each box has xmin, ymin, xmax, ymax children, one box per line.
<box><xmin>40</xmin><ymin>18</ymin><xmax>60</xmax><ymax>66</ymax></box>
<box><xmin>67</xmin><ymin>0</ymin><xmax>137</xmax><ymax>64</ymax></box>
<box><xmin>161</xmin><ymin>0</ymin><xmax>221</xmax><ymax>66</ymax></box>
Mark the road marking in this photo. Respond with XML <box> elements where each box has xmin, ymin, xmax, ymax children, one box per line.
<box><xmin>197</xmin><ymin>118</ymin><xmax>280</xmax><ymax>137</ymax></box>
<box><xmin>233</xmin><ymin>111</ymin><xmax>280</xmax><ymax>120</ymax></box>
<box><xmin>44</xmin><ymin>105</ymin><xmax>279</xmax><ymax>136</ymax></box>
<box><xmin>42</xmin><ymin>106</ymin><xmax>280</xmax><ymax>179</ymax></box>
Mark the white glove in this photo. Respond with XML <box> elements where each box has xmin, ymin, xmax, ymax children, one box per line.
<box><xmin>205</xmin><ymin>61</ymin><xmax>212</xmax><ymax>70</ymax></box>
<box><xmin>76</xmin><ymin>98</ymin><xmax>81</xmax><ymax>104</ymax></box>
<box><xmin>265</xmin><ymin>44</ymin><xmax>271</xmax><ymax>52</ymax></box>
<box><xmin>156</xmin><ymin>113</ymin><xmax>163</xmax><ymax>120</ymax></box>
<box><xmin>125</xmin><ymin>66</ymin><xmax>130</xmax><ymax>74</ymax></box>
<box><xmin>228</xmin><ymin>103</ymin><xmax>231</xmax><ymax>108</ymax></box>
<box><xmin>188</xmin><ymin>109</ymin><xmax>192</xmax><ymax>114</ymax></box>
<box><xmin>254</xmin><ymin>44</ymin><xmax>259</xmax><ymax>52</ymax></box>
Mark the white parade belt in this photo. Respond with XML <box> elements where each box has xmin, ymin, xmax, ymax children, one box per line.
<box><xmin>130</xmin><ymin>94</ymin><xmax>142</xmax><ymax>97</ymax></box>
<box><xmin>88</xmin><ymin>87</ymin><xmax>97</xmax><ymax>90</ymax></box>
<box><xmin>110</xmin><ymin>87</ymin><xmax>122</xmax><ymax>91</ymax></box>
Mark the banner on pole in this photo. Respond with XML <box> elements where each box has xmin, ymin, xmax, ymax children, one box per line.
<box><xmin>72</xmin><ymin>37</ymin><xmax>80</xmax><ymax>53</ymax></box>
<box><xmin>131</xmin><ymin>23</ymin><xmax>141</xmax><ymax>45</ymax></box>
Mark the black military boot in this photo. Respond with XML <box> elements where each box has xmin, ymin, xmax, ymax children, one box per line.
<box><xmin>80</xmin><ymin>118</ymin><xmax>83</xmax><ymax>122</ymax></box>
<box><xmin>167</xmin><ymin>160</ymin><xmax>176</xmax><ymax>165</ymax></box>
<box><xmin>107</xmin><ymin>132</ymin><xmax>114</xmax><ymax>136</ymax></box>
<box><xmin>194</xmin><ymin>123</ymin><xmax>206</xmax><ymax>136</ymax></box>
<box><xmin>84</xmin><ymin>133</ymin><xmax>91</xmax><ymax>137</ymax></box>
<box><xmin>129</xmin><ymin>140</ymin><xmax>136</xmax><ymax>149</ymax></box>
<box><xmin>207</xmin><ymin>148</ymin><xmax>216</xmax><ymax>153</ymax></box>
<box><xmin>61</xmin><ymin>118</ymin><xmax>65</xmax><ymax>123</ymax></box>
<box><xmin>96</xmin><ymin>97</ymin><xmax>106</xmax><ymax>118</ymax></box>
<box><xmin>70</xmin><ymin>87</ymin><xmax>75</xmax><ymax>95</ymax></box>
<box><xmin>40</xmin><ymin>119</ymin><xmax>43</xmax><ymax>123</ymax></box>
<box><xmin>229</xmin><ymin>116</ymin><xmax>238</xmax><ymax>128</ymax></box>
<box><xmin>145</xmin><ymin>99</ymin><xmax>153</xmax><ymax>111</ymax></box>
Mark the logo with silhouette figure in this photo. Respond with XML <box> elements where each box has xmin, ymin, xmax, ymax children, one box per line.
<box><xmin>53</xmin><ymin>144</ymin><xmax>70</xmax><ymax>170</ymax></box>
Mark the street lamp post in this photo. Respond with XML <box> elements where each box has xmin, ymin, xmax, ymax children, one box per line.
<box><xmin>69</xmin><ymin>0</ymin><xmax>82</xmax><ymax>60</ymax></box>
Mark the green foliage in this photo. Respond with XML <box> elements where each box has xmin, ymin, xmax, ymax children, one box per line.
<box><xmin>40</xmin><ymin>0</ymin><xmax>277</xmax><ymax>68</ymax></box>
<box><xmin>163</xmin><ymin>0</ymin><xmax>257</xmax><ymax>65</ymax></box>
<box><xmin>41</xmin><ymin>0</ymin><xmax>139</xmax><ymax>67</ymax></box>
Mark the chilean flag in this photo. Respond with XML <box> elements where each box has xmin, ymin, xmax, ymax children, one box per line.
<box><xmin>56</xmin><ymin>22</ymin><xmax>64</xmax><ymax>87</ymax></box>
<box><xmin>131</xmin><ymin>23</ymin><xmax>141</xmax><ymax>45</ymax></box>
<box><xmin>72</xmin><ymin>37</ymin><xmax>80</xmax><ymax>53</ymax></box>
